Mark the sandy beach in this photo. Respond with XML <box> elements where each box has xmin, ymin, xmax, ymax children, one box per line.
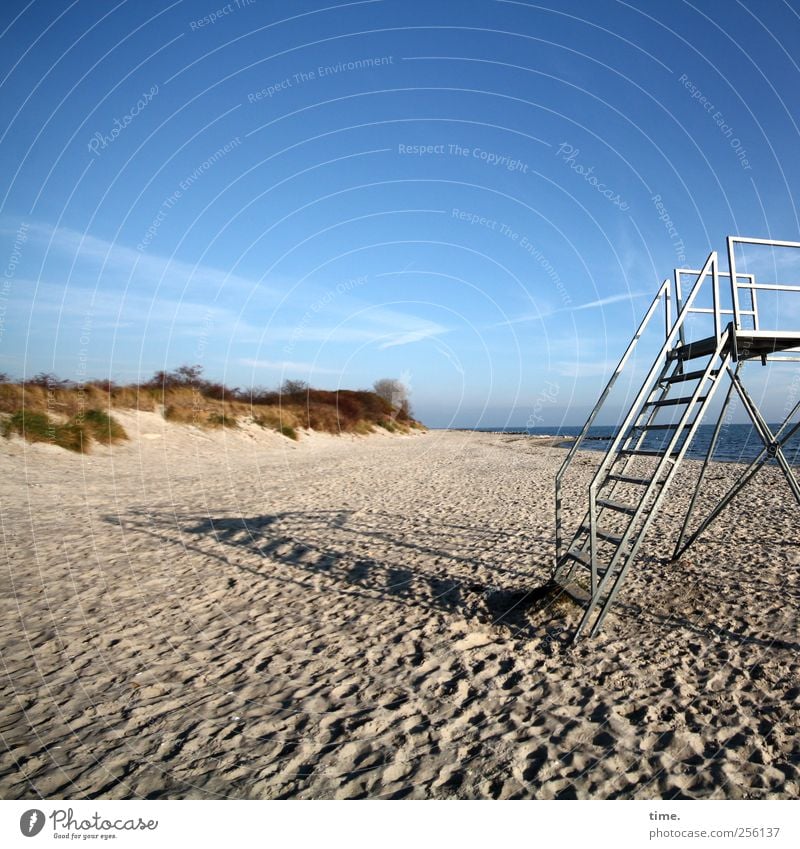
<box><xmin>1</xmin><ymin>418</ymin><xmax>797</xmax><ymax>799</ymax></box>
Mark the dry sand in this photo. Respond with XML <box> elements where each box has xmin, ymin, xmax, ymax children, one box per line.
<box><xmin>0</xmin><ymin>415</ymin><xmax>797</xmax><ymax>799</ymax></box>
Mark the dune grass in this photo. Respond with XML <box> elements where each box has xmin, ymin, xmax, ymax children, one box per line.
<box><xmin>0</xmin><ymin>367</ymin><xmax>424</xmax><ymax>452</ymax></box>
<box><xmin>80</xmin><ymin>409</ymin><xmax>128</xmax><ymax>445</ymax></box>
<box><xmin>206</xmin><ymin>412</ymin><xmax>238</xmax><ymax>429</ymax></box>
<box><xmin>1</xmin><ymin>407</ymin><xmax>127</xmax><ymax>453</ymax></box>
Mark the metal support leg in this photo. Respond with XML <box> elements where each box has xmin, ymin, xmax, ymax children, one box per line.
<box><xmin>730</xmin><ymin>367</ymin><xmax>800</xmax><ymax>504</ymax></box>
<box><xmin>672</xmin><ymin>368</ymin><xmax>738</xmax><ymax>559</ymax></box>
<box><xmin>675</xmin><ymin>397</ymin><xmax>800</xmax><ymax>557</ymax></box>
<box><xmin>575</xmin><ymin>338</ymin><xmax>732</xmax><ymax>640</ymax></box>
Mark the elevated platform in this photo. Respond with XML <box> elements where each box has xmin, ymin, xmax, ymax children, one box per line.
<box><xmin>672</xmin><ymin>329</ymin><xmax>800</xmax><ymax>361</ymax></box>
<box><xmin>553</xmin><ymin>235</ymin><xmax>800</xmax><ymax>641</ymax></box>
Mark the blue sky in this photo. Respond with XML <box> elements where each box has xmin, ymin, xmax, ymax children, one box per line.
<box><xmin>2</xmin><ymin>0</ymin><xmax>800</xmax><ymax>427</ymax></box>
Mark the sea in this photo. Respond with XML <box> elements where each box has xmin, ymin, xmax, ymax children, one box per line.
<box><xmin>463</xmin><ymin>423</ymin><xmax>800</xmax><ymax>465</ymax></box>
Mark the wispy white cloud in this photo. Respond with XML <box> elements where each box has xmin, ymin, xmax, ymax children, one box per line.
<box><xmin>378</xmin><ymin>323</ymin><xmax>448</xmax><ymax>349</ymax></box>
<box><xmin>493</xmin><ymin>309</ymin><xmax>549</xmax><ymax>328</ymax></box>
<box><xmin>8</xmin><ymin>279</ymin><xmax>265</xmax><ymax>342</ymax></box>
<box><xmin>264</xmin><ymin>326</ymin><xmax>379</xmax><ymax>344</ymax></box>
<box><xmin>571</xmin><ymin>291</ymin><xmax>649</xmax><ymax>311</ymax></box>
<box><xmin>266</xmin><ymin>308</ymin><xmax>449</xmax><ymax>349</ymax></box>
<box><xmin>240</xmin><ymin>358</ymin><xmax>341</xmax><ymax>374</ymax></box>
<box><xmin>2</xmin><ymin>219</ymin><xmax>279</xmax><ymax>299</ymax></box>
<box><xmin>494</xmin><ymin>290</ymin><xmax>649</xmax><ymax>327</ymax></box>
<box><xmin>329</xmin><ymin>304</ymin><xmax>449</xmax><ymax>349</ymax></box>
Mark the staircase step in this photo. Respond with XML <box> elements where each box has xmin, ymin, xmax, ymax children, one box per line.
<box><xmin>580</xmin><ymin>525</ymin><xmax>624</xmax><ymax>545</ymax></box>
<box><xmin>596</xmin><ymin>497</ymin><xmax>638</xmax><ymax>516</ymax></box>
<box><xmin>646</xmin><ymin>395</ymin><xmax>708</xmax><ymax>408</ymax></box>
<box><xmin>562</xmin><ymin>548</ymin><xmax>610</xmax><ymax>578</ymax></box>
<box><xmin>671</xmin><ymin>337</ymin><xmax>719</xmax><ymax>361</ymax></box>
<box><xmin>662</xmin><ymin>368</ymin><xmax>719</xmax><ymax>385</ymax></box>
<box><xmin>606</xmin><ymin>473</ymin><xmax>654</xmax><ymax>486</ymax></box>
<box><xmin>619</xmin><ymin>448</ymin><xmax>679</xmax><ymax>458</ymax></box>
<box><xmin>563</xmin><ymin>547</ymin><xmax>591</xmax><ymax>567</ymax></box>
<box><xmin>633</xmin><ymin>422</ymin><xmax>692</xmax><ymax>430</ymax></box>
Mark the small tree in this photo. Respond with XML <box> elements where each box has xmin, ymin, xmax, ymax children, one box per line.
<box><xmin>27</xmin><ymin>372</ymin><xmax>65</xmax><ymax>387</ymax></box>
<box><xmin>281</xmin><ymin>379</ymin><xmax>309</xmax><ymax>396</ymax></box>
<box><xmin>249</xmin><ymin>386</ymin><xmax>279</xmax><ymax>405</ymax></box>
<box><xmin>148</xmin><ymin>364</ymin><xmax>204</xmax><ymax>389</ymax></box>
<box><xmin>174</xmin><ymin>364</ymin><xmax>204</xmax><ymax>385</ymax></box>
<box><xmin>373</xmin><ymin>378</ymin><xmax>412</xmax><ymax>418</ymax></box>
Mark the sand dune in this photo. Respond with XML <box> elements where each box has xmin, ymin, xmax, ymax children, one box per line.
<box><xmin>1</xmin><ymin>415</ymin><xmax>797</xmax><ymax>799</ymax></box>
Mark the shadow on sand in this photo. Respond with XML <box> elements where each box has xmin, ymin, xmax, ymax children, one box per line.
<box><xmin>104</xmin><ymin>507</ymin><xmax>799</xmax><ymax>651</ymax></box>
<box><xmin>106</xmin><ymin>507</ymin><xmax>573</xmax><ymax>640</ymax></box>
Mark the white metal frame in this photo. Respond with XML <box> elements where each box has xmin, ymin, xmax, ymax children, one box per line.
<box><xmin>553</xmin><ymin>235</ymin><xmax>800</xmax><ymax>640</ymax></box>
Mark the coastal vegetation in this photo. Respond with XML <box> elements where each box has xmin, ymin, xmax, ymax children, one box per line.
<box><xmin>0</xmin><ymin>366</ymin><xmax>423</xmax><ymax>453</ymax></box>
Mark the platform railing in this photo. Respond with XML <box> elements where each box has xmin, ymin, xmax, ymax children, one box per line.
<box><xmin>727</xmin><ymin>236</ymin><xmax>800</xmax><ymax>334</ymax></box>
<box><xmin>674</xmin><ymin>269</ymin><xmax>757</xmax><ymax>345</ymax></box>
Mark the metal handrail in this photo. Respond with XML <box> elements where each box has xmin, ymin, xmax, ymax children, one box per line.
<box><xmin>585</xmin><ymin>328</ymin><xmax>733</xmax><ymax>637</ymax></box>
<box><xmin>585</xmin><ymin>252</ymin><xmax>719</xmax><ymax>516</ymax></box>
<box><xmin>553</xmin><ymin>278</ymin><xmax>670</xmax><ymax>568</ymax></box>
<box><xmin>553</xmin><ymin>251</ymin><xmax>722</xmax><ymax>576</ymax></box>
<box><xmin>674</xmin><ymin>269</ymin><xmax>758</xmax><ymax>339</ymax></box>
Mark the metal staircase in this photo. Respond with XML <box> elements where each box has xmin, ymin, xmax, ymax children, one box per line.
<box><xmin>553</xmin><ymin>237</ymin><xmax>800</xmax><ymax>640</ymax></box>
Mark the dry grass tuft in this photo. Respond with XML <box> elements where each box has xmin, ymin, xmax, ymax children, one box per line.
<box><xmin>206</xmin><ymin>412</ymin><xmax>238</xmax><ymax>429</ymax></box>
<box><xmin>0</xmin><ymin>368</ymin><xmax>425</xmax><ymax>451</ymax></box>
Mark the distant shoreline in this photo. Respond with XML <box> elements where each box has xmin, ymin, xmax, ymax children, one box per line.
<box><xmin>437</xmin><ymin>425</ymin><xmax>800</xmax><ymax>465</ymax></box>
